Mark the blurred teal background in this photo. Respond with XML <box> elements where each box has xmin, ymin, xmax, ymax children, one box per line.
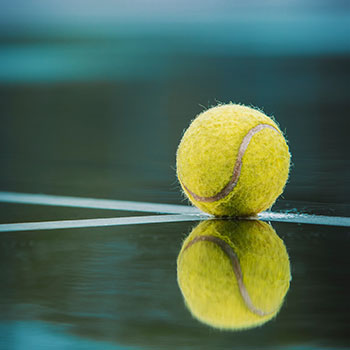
<box><xmin>0</xmin><ymin>1</ymin><xmax>350</xmax><ymax>349</ymax></box>
<box><xmin>0</xmin><ymin>1</ymin><xmax>349</xmax><ymax>215</ymax></box>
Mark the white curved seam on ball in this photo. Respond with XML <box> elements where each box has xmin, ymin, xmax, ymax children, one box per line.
<box><xmin>180</xmin><ymin>124</ymin><xmax>280</xmax><ymax>202</ymax></box>
<box><xmin>182</xmin><ymin>235</ymin><xmax>275</xmax><ymax>317</ymax></box>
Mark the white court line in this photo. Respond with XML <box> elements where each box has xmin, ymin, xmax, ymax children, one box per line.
<box><xmin>0</xmin><ymin>191</ymin><xmax>199</xmax><ymax>214</ymax></box>
<box><xmin>258</xmin><ymin>212</ymin><xmax>350</xmax><ymax>227</ymax></box>
<box><xmin>0</xmin><ymin>191</ymin><xmax>349</xmax><ymax>231</ymax></box>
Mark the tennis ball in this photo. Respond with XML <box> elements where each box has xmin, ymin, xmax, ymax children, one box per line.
<box><xmin>176</xmin><ymin>103</ymin><xmax>290</xmax><ymax>216</ymax></box>
<box><xmin>177</xmin><ymin>220</ymin><xmax>291</xmax><ymax>330</ymax></box>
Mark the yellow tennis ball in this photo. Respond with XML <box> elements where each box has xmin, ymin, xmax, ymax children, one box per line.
<box><xmin>176</xmin><ymin>103</ymin><xmax>290</xmax><ymax>216</ymax></box>
<box><xmin>177</xmin><ymin>220</ymin><xmax>291</xmax><ymax>330</ymax></box>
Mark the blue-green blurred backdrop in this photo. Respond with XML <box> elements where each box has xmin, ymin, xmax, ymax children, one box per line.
<box><xmin>1</xmin><ymin>1</ymin><xmax>350</xmax><ymax>216</ymax></box>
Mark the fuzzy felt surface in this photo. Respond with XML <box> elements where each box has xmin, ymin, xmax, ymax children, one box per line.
<box><xmin>177</xmin><ymin>220</ymin><xmax>291</xmax><ymax>330</ymax></box>
<box><xmin>176</xmin><ymin>104</ymin><xmax>290</xmax><ymax>216</ymax></box>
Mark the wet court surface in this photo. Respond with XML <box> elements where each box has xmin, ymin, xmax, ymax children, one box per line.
<box><xmin>1</xmin><ymin>13</ymin><xmax>350</xmax><ymax>350</ymax></box>
<box><xmin>0</xmin><ymin>203</ymin><xmax>349</xmax><ymax>350</ymax></box>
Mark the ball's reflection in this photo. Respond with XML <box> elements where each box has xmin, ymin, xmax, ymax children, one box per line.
<box><xmin>177</xmin><ymin>220</ymin><xmax>291</xmax><ymax>330</ymax></box>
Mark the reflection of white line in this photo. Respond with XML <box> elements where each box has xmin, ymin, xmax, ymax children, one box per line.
<box><xmin>0</xmin><ymin>191</ymin><xmax>200</xmax><ymax>214</ymax></box>
<box><xmin>0</xmin><ymin>212</ymin><xmax>349</xmax><ymax>232</ymax></box>
<box><xmin>0</xmin><ymin>214</ymin><xmax>207</xmax><ymax>232</ymax></box>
